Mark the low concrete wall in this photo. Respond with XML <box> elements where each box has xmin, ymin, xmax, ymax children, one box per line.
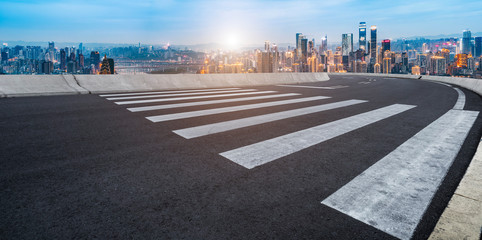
<box><xmin>74</xmin><ymin>73</ymin><xmax>330</xmax><ymax>94</ymax></box>
<box><xmin>0</xmin><ymin>75</ymin><xmax>88</xmax><ymax>97</ymax></box>
<box><xmin>329</xmin><ymin>73</ymin><xmax>482</xmax><ymax>96</ymax></box>
<box><xmin>1</xmin><ymin>72</ymin><xmax>479</xmax><ymax>97</ymax></box>
<box><xmin>0</xmin><ymin>73</ymin><xmax>329</xmax><ymax>97</ymax></box>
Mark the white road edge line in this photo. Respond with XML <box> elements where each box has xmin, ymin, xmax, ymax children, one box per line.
<box><xmin>106</xmin><ymin>89</ymin><xmax>257</xmax><ymax>100</ymax></box>
<box><xmin>219</xmin><ymin>104</ymin><xmax>415</xmax><ymax>169</ymax></box>
<box><xmin>114</xmin><ymin>91</ymin><xmax>278</xmax><ymax>105</ymax></box>
<box><xmin>127</xmin><ymin>93</ymin><xmax>301</xmax><ymax>112</ymax></box>
<box><xmin>453</xmin><ymin>88</ymin><xmax>465</xmax><ymax>110</ymax></box>
<box><xmin>173</xmin><ymin>99</ymin><xmax>368</xmax><ymax>139</ymax></box>
<box><xmin>99</xmin><ymin>88</ymin><xmax>241</xmax><ymax>97</ymax></box>
<box><xmin>146</xmin><ymin>96</ymin><xmax>330</xmax><ymax>122</ymax></box>
<box><xmin>321</xmin><ymin>109</ymin><xmax>479</xmax><ymax>240</ymax></box>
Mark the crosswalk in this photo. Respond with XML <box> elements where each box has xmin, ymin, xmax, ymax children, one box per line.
<box><xmin>101</xmin><ymin>87</ymin><xmax>411</xmax><ymax>168</ymax></box>
<box><xmin>100</xmin><ymin>86</ymin><xmax>478</xmax><ymax>240</ymax></box>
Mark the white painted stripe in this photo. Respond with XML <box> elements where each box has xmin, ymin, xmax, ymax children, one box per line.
<box><xmin>219</xmin><ymin>104</ymin><xmax>415</xmax><ymax>169</ymax></box>
<box><xmin>322</xmin><ymin>109</ymin><xmax>479</xmax><ymax>240</ymax></box>
<box><xmin>106</xmin><ymin>89</ymin><xmax>256</xmax><ymax>100</ymax></box>
<box><xmin>453</xmin><ymin>88</ymin><xmax>465</xmax><ymax>110</ymax></box>
<box><xmin>127</xmin><ymin>93</ymin><xmax>301</xmax><ymax>112</ymax></box>
<box><xmin>173</xmin><ymin>99</ymin><xmax>368</xmax><ymax>139</ymax></box>
<box><xmin>277</xmin><ymin>84</ymin><xmax>337</xmax><ymax>90</ymax></box>
<box><xmin>147</xmin><ymin>96</ymin><xmax>330</xmax><ymax>122</ymax></box>
<box><xmin>115</xmin><ymin>91</ymin><xmax>277</xmax><ymax>105</ymax></box>
<box><xmin>99</xmin><ymin>88</ymin><xmax>241</xmax><ymax>97</ymax></box>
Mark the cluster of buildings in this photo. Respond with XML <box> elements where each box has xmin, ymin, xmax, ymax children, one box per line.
<box><xmin>202</xmin><ymin>25</ymin><xmax>482</xmax><ymax>78</ymax></box>
<box><xmin>0</xmin><ymin>42</ymin><xmax>204</xmax><ymax>75</ymax></box>
<box><xmin>0</xmin><ymin>42</ymin><xmax>116</xmax><ymax>74</ymax></box>
<box><xmin>2</xmin><ymin>25</ymin><xmax>482</xmax><ymax>78</ymax></box>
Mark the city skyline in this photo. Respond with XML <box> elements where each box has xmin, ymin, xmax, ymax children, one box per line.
<box><xmin>1</xmin><ymin>0</ymin><xmax>482</xmax><ymax>46</ymax></box>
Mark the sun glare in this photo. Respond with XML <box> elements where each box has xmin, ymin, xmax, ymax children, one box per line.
<box><xmin>225</xmin><ymin>34</ymin><xmax>239</xmax><ymax>49</ymax></box>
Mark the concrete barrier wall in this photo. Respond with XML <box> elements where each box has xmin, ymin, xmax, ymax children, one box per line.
<box><xmin>1</xmin><ymin>72</ymin><xmax>479</xmax><ymax>97</ymax></box>
<box><xmin>329</xmin><ymin>73</ymin><xmax>482</xmax><ymax>96</ymax></box>
<box><xmin>74</xmin><ymin>73</ymin><xmax>330</xmax><ymax>94</ymax></box>
<box><xmin>0</xmin><ymin>75</ymin><xmax>88</xmax><ymax>97</ymax></box>
<box><xmin>0</xmin><ymin>73</ymin><xmax>330</xmax><ymax>97</ymax></box>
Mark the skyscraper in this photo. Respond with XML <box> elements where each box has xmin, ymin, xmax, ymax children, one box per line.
<box><xmin>382</xmin><ymin>39</ymin><xmax>390</xmax><ymax>52</ymax></box>
<box><xmin>60</xmin><ymin>49</ymin><xmax>66</xmax><ymax>70</ymax></box>
<box><xmin>462</xmin><ymin>30</ymin><xmax>472</xmax><ymax>55</ymax></box>
<box><xmin>475</xmin><ymin>37</ymin><xmax>482</xmax><ymax>58</ymax></box>
<box><xmin>359</xmin><ymin>22</ymin><xmax>367</xmax><ymax>51</ymax></box>
<box><xmin>300</xmin><ymin>38</ymin><xmax>308</xmax><ymax>63</ymax></box>
<box><xmin>342</xmin><ymin>33</ymin><xmax>353</xmax><ymax>56</ymax></box>
<box><xmin>382</xmin><ymin>39</ymin><xmax>390</xmax><ymax>58</ymax></box>
<box><xmin>320</xmin><ymin>35</ymin><xmax>328</xmax><ymax>54</ymax></box>
<box><xmin>370</xmin><ymin>26</ymin><xmax>377</xmax><ymax>62</ymax></box>
<box><xmin>90</xmin><ymin>51</ymin><xmax>100</xmax><ymax>69</ymax></box>
<box><xmin>296</xmin><ymin>33</ymin><xmax>303</xmax><ymax>60</ymax></box>
<box><xmin>79</xmin><ymin>43</ymin><xmax>83</xmax><ymax>55</ymax></box>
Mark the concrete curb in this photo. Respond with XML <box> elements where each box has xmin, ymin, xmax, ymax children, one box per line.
<box><xmin>428</xmin><ymin>138</ymin><xmax>482</xmax><ymax>240</ymax></box>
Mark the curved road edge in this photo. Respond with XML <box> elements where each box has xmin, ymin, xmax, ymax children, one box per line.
<box><xmin>428</xmin><ymin>138</ymin><xmax>482</xmax><ymax>240</ymax></box>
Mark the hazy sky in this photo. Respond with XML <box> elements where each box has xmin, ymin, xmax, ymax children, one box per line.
<box><xmin>1</xmin><ymin>0</ymin><xmax>481</xmax><ymax>46</ymax></box>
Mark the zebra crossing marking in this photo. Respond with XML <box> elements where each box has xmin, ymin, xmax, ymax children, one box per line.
<box><xmin>106</xmin><ymin>89</ymin><xmax>258</xmax><ymax>100</ymax></box>
<box><xmin>99</xmin><ymin>88</ymin><xmax>241</xmax><ymax>97</ymax></box>
<box><xmin>173</xmin><ymin>99</ymin><xmax>368</xmax><ymax>139</ymax></box>
<box><xmin>219</xmin><ymin>104</ymin><xmax>415</xmax><ymax>169</ymax></box>
<box><xmin>146</xmin><ymin>96</ymin><xmax>330</xmax><ymax>122</ymax></box>
<box><xmin>114</xmin><ymin>91</ymin><xmax>278</xmax><ymax>105</ymax></box>
<box><xmin>321</xmin><ymin>109</ymin><xmax>479</xmax><ymax>240</ymax></box>
<box><xmin>127</xmin><ymin>93</ymin><xmax>302</xmax><ymax>112</ymax></box>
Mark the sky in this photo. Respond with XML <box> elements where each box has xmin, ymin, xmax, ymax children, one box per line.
<box><xmin>1</xmin><ymin>0</ymin><xmax>481</xmax><ymax>46</ymax></box>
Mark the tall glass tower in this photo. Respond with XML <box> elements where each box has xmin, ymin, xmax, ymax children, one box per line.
<box><xmin>370</xmin><ymin>26</ymin><xmax>377</xmax><ymax>61</ymax></box>
<box><xmin>342</xmin><ymin>33</ymin><xmax>354</xmax><ymax>56</ymax></box>
<box><xmin>359</xmin><ymin>22</ymin><xmax>367</xmax><ymax>51</ymax></box>
<box><xmin>320</xmin><ymin>35</ymin><xmax>328</xmax><ymax>54</ymax></box>
<box><xmin>462</xmin><ymin>30</ymin><xmax>472</xmax><ymax>55</ymax></box>
<box><xmin>475</xmin><ymin>37</ymin><xmax>482</xmax><ymax>58</ymax></box>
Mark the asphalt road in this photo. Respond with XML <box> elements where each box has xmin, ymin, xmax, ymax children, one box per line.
<box><xmin>1</xmin><ymin>75</ymin><xmax>481</xmax><ymax>239</ymax></box>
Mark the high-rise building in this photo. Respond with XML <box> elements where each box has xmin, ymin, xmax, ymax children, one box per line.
<box><xmin>370</xmin><ymin>25</ymin><xmax>377</xmax><ymax>62</ymax></box>
<box><xmin>430</xmin><ymin>56</ymin><xmax>446</xmax><ymax>75</ymax></box>
<box><xmin>265</xmin><ymin>41</ymin><xmax>270</xmax><ymax>52</ymax></box>
<box><xmin>300</xmin><ymin>38</ymin><xmax>308</xmax><ymax>64</ymax></box>
<box><xmin>383</xmin><ymin>57</ymin><xmax>391</xmax><ymax>73</ymax></box>
<box><xmin>60</xmin><ymin>49</ymin><xmax>67</xmax><ymax>70</ymax></box>
<box><xmin>422</xmin><ymin>43</ymin><xmax>428</xmax><ymax>53</ymax></box>
<box><xmin>342</xmin><ymin>33</ymin><xmax>354</xmax><ymax>56</ymax></box>
<box><xmin>456</xmin><ymin>54</ymin><xmax>468</xmax><ymax>68</ymax></box>
<box><xmin>320</xmin><ymin>35</ymin><xmax>328</xmax><ymax>54</ymax></box>
<box><xmin>1</xmin><ymin>51</ymin><xmax>8</xmax><ymax>62</ymax></box>
<box><xmin>79</xmin><ymin>43</ymin><xmax>83</xmax><ymax>55</ymax></box>
<box><xmin>90</xmin><ymin>51</ymin><xmax>100</xmax><ymax>69</ymax></box>
<box><xmin>296</xmin><ymin>33</ymin><xmax>303</xmax><ymax>60</ymax></box>
<box><xmin>382</xmin><ymin>39</ymin><xmax>390</xmax><ymax>52</ymax></box>
<box><xmin>475</xmin><ymin>37</ymin><xmax>482</xmax><ymax>58</ymax></box>
<box><xmin>359</xmin><ymin>22</ymin><xmax>367</xmax><ymax>51</ymax></box>
<box><xmin>100</xmin><ymin>54</ymin><xmax>115</xmax><ymax>74</ymax></box>
<box><xmin>462</xmin><ymin>30</ymin><xmax>472</xmax><ymax>54</ymax></box>
<box><xmin>256</xmin><ymin>51</ymin><xmax>273</xmax><ymax>73</ymax></box>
